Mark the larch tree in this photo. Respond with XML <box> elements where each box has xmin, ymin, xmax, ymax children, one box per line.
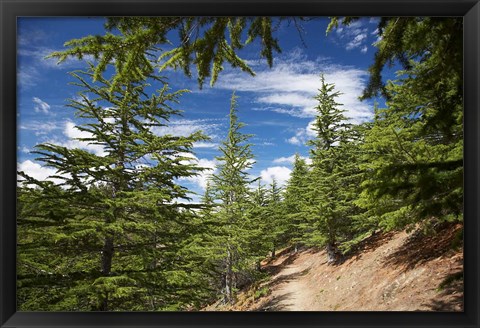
<box><xmin>17</xmin><ymin>66</ymin><xmax>209</xmax><ymax>311</ymax></box>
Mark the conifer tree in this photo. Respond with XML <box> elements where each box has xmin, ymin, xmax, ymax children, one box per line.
<box><xmin>283</xmin><ymin>154</ymin><xmax>310</xmax><ymax>252</ymax></box>
<box><xmin>17</xmin><ymin>67</ymin><xmax>208</xmax><ymax>311</ymax></box>
<box><xmin>209</xmin><ymin>92</ymin><xmax>257</xmax><ymax>304</ymax></box>
<box><xmin>245</xmin><ymin>180</ymin><xmax>272</xmax><ymax>270</ymax></box>
<box><xmin>303</xmin><ymin>75</ymin><xmax>357</xmax><ymax>263</ymax></box>
<box><xmin>48</xmin><ymin>17</ymin><xmax>297</xmax><ymax>90</ymax></box>
<box><xmin>356</xmin><ymin>60</ymin><xmax>463</xmax><ymax>231</ymax></box>
<box><xmin>265</xmin><ymin>178</ymin><xmax>285</xmax><ymax>258</ymax></box>
<box><xmin>328</xmin><ymin>17</ymin><xmax>463</xmax><ymax>235</ymax></box>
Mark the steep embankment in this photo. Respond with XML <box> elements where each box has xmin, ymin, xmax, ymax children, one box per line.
<box><xmin>206</xmin><ymin>223</ymin><xmax>463</xmax><ymax>311</ymax></box>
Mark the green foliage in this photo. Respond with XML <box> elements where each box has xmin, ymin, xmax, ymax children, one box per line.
<box><xmin>17</xmin><ymin>66</ymin><xmax>209</xmax><ymax>311</ymax></box>
<box><xmin>301</xmin><ymin>75</ymin><xmax>364</xmax><ymax>262</ymax></box>
<box><xmin>282</xmin><ymin>154</ymin><xmax>310</xmax><ymax>247</ymax></box>
<box><xmin>253</xmin><ymin>286</ymin><xmax>270</xmax><ymax>300</ymax></box>
<box><xmin>18</xmin><ymin>16</ymin><xmax>464</xmax><ymax>311</ymax></box>
<box><xmin>356</xmin><ymin>59</ymin><xmax>463</xmax><ymax>231</ymax></box>
<box><xmin>205</xmin><ymin>92</ymin><xmax>261</xmax><ymax>304</ymax></box>
<box><xmin>48</xmin><ymin>17</ymin><xmax>292</xmax><ymax>91</ymax></box>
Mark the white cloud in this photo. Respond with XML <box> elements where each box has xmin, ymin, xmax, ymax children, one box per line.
<box><xmin>19</xmin><ymin>120</ymin><xmax>61</xmax><ymax>136</ymax></box>
<box><xmin>151</xmin><ymin>119</ymin><xmax>220</xmax><ymax>140</ymax></box>
<box><xmin>273</xmin><ymin>154</ymin><xmax>312</xmax><ymax>165</ymax></box>
<box><xmin>260</xmin><ymin>166</ymin><xmax>292</xmax><ymax>186</ymax></box>
<box><xmin>17</xmin><ymin>67</ymin><xmax>39</xmax><ymax>88</ymax></box>
<box><xmin>286</xmin><ymin>120</ymin><xmax>316</xmax><ymax>146</ymax></box>
<box><xmin>62</xmin><ymin>121</ymin><xmax>107</xmax><ymax>156</ymax></box>
<box><xmin>32</xmin><ymin>97</ymin><xmax>50</xmax><ymax>114</ymax></box>
<box><xmin>23</xmin><ymin>47</ymin><xmax>96</xmax><ymax>70</ymax></box>
<box><xmin>193</xmin><ymin>141</ymin><xmax>218</xmax><ymax>149</ymax></box>
<box><xmin>332</xmin><ymin>19</ymin><xmax>372</xmax><ymax>53</ymax></box>
<box><xmin>17</xmin><ymin>160</ymin><xmax>67</xmax><ymax>184</ymax></box>
<box><xmin>287</xmin><ymin>136</ymin><xmax>301</xmax><ymax>145</ymax></box>
<box><xmin>178</xmin><ymin>155</ymin><xmax>217</xmax><ymax>190</ymax></box>
<box><xmin>18</xmin><ymin>28</ymin><xmax>49</xmax><ymax>46</ymax></box>
<box><xmin>215</xmin><ymin>50</ymin><xmax>373</xmax><ymax>124</ymax></box>
<box><xmin>346</xmin><ymin>33</ymin><xmax>368</xmax><ymax>50</ymax></box>
<box><xmin>18</xmin><ymin>146</ymin><xmax>30</xmax><ymax>154</ymax></box>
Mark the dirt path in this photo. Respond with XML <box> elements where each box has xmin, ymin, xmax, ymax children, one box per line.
<box><xmin>204</xmin><ymin>223</ymin><xmax>463</xmax><ymax>311</ymax></box>
<box><xmin>256</xmin><ymin>224</ymin><xmax>463</xmax><ymax>311</ymax></box>
<box><xmin>266</xmin><ymin>258</ymin><xmax>312</xmax><ymax>310</ymax></box>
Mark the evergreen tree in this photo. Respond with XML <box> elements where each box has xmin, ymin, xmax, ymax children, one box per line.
<box><xmin>265</xmin><ymin>178</ymin><xmax>285</xmax><ymax>258</ymax></box>
<box><xmin>48</xmin><ymin>17</ymin><xmax>302</xmax><ymax>90</ymax></box>
<box><xmin>356</xmin><ymin>60</ymin><xmax>463</xmax><ymax>231</ymax></box>
<box><xmin>283</xmin><ymin>154</ymin><xmax>310</xmax><ymax>252</ymax></box>
<box><xmin>209</xmin><ymin>92</ymin><xmax>257</xmax><ymax>304</ymax></box>
<box><xmin>329</xmin><ymin>17</ymin><xmax>463</xmax><ymax>233</ymax></box>
<box><xmin>245</xmin><ymin>180</ymin><xmax>272</xmax><ymax>269</ymax></box>
<box><xmin>17</xmin><ymin>67</ymin><xmax>208</xmax><ymax>311</ymax></box>
<box><xmin>303</xmin><ymin>75</ymin><xmax>357</xmax><ymax>263</ymax></box>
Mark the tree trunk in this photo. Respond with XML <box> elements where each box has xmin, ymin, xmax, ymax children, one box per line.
<box><xmin>326</xmin><ymin>242</ymin><xmax>337</xmax><ymax>264</ymax></box>
<box><xmin>271</xmin><ymin>246</ymin><xmax>276</xmax><ymax>258</ymax></box>
<box><xmin>224</xmin><ymin>246</ymin><xmax>234</xmax><ymax>304</ymax></box>
<box><xmin>97</xmin><ymin>235</ymin><xmax>114</xmax><ymax>311</ymax></box>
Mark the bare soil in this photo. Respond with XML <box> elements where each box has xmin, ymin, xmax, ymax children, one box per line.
<box><xmin>206</xmin><ymin>223</ymin><xmax>463</xmax><ymax>311</ymax></box>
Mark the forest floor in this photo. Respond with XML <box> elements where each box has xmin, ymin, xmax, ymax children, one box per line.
<box><xmin>204</xmin><ymin>222</ymin><xmax>463</xmax><ymax>311</ymax></box>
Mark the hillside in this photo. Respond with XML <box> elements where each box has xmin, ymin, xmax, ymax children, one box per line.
<box><xmin>204</xmin><ymin>223</ymin><xmax>463</xmax><ymax>311</ymax></box>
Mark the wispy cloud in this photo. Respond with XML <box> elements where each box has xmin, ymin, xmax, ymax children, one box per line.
<box><xmin>286</xmin><ymin>120</ymin><xmax>316</xmax><ymax>146</ymax></box>
<box><xmin>19</xmin><ymin>120</ymin><xmax>62</xmax><ymax>136</ymax></box>
<box><xmin>18</xmin><ymin>47</ymin><xmax>95</xmax><ymax>70</ymax></box>
<box><xmin>333</xmin><ymin>19</ymin><xmax>372</xmax><ymax>53</ymax></box>
<box><xmin>177</xmin><ymin>155</ymin><xmax>217</xmax><ymax>190</ymax></box>
<box><xmin>151</xmin><ymin>118</ymin><xmax>221</xmax><ymax>140</ymax></box>
<box><xmin>32</xmin><ymin>97</ymin><xmax>51</xmax><ymax>114</ymax></box>
<box><xmin>17</xmin><ymin>66</ymin><xmax>40</xmax><ymax>88</ymax></box>
<box><xmin>215</xmin><ymin>49</ymin><xmax>373</xmax><ymax>124</ymax></box>
<box><xmin>346</xmin><ymin>33</ymin><xmax>368</xmax><ymax>50</ymax></box>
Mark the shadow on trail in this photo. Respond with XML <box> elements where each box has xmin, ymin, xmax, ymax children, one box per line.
<box><xmin>256</xmin><ymin>292</ymin><xmax>295</xmax><ymax>311</ymax></box>
<box><xmin>267</xmin><ymin>267</ymin><xmax>310</xmax><ymax>288</ymax></box>
<box><xmin>383</xmin><ymin>222</ymin><xmax>462</xmax><ymax>271</ymax></box>
<box><xmin>422</xmin><ymin>276</ymin><xmax>464</xmax><ymax>311</ymax></box>
<box><xmin>338</xmin><ymin>231</ymin><xmax>398</xmax><ymax>265</ymax></box>
<box><xmin>256</xmin><ymin>267</ymin><xmax>311</xmax><ymax>311</ymax></box>
<box><xmin>262</xmin><ymin>251</ymin><xmax>301</xmax><ymax>276</ymax></box>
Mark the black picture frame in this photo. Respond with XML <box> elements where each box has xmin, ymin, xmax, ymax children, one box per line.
<box><xmin>1</xmin><ymin>0</ymin><xmax>479</xmax><ymax>327</ymax></box>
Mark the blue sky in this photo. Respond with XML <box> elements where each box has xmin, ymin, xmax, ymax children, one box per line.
<box><xmin>17</xmin><ymin>17</ymin><xmax>387</xmax><ymax>201</ymax></box>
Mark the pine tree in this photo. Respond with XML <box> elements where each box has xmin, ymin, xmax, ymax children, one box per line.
<box><xmin>209</xmin><ymin>92</ymin><xmax>257</xmax><ymax>304</ymax></box>
<box><xmin>17</xmin><ymin>67</ymin><xmax>209</xmax><ymax>311</ymax></box>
